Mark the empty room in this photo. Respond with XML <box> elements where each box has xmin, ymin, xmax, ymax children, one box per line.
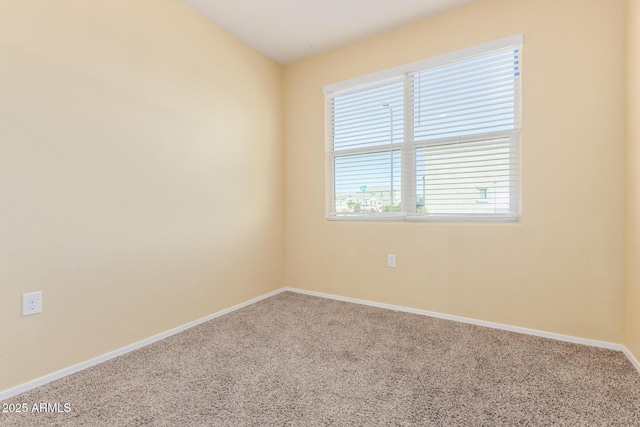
<box><xmin>1</xmin><ymin>0</ymin><xmax>639</xmax><ymax>425</ymax></box>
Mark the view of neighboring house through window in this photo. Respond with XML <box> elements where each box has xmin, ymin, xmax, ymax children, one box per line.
<box><xmin>325</xmin><ymin>35</ymin><xmax>521</xmax><ymax>221</ymax></box>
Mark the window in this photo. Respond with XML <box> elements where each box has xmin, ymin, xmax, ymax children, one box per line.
<box><xmin>325</xmin><ymin>35</ymin><xmax>521</xmax><ymax>221</ymax></box>
<box><xmin>478</xmin><ymin>188</ymin><xmax>488</xmax><ymax>200</ymax></box>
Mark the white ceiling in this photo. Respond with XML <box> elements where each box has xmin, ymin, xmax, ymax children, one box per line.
<box><xmin>180</xmin><ymin>0</ymin><xmax>477</xmax><ymax>65</ymax></box>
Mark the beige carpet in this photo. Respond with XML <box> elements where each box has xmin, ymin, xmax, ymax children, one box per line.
<box><xmin>1</xmin><ymin>291</ymin><xmax>639</xmax><ymax>426</ymax></box>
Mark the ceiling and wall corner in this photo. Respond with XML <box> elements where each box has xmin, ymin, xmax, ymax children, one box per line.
<box><xmin>179</xmin><ymin>0</ymin><xmax>478</xmax><ymax>65</ymax></box>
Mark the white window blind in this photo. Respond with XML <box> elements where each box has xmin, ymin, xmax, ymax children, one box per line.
<box><xmin>327</xmin><ymin>79</ymin><xmax>404</xmax><ymax>217</ymax></box>
<box><xmin>325</xmin><ymin>35</ymin><xmax>521</xmax><ymax>221</ymax></box>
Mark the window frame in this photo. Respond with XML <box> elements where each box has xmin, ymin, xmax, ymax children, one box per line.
<box><xmin>324</xmin><ymin>35</ymin><xmax>522</xmax><ymax>223</ymax></box>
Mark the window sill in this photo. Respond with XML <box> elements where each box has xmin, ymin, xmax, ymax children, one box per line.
<box><xmin>327</xmin><ymin>214</ymin><xmax>519</xmax><ymax>223</ymax></box>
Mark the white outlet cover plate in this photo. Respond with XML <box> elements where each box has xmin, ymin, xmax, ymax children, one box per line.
<box><xmin>388</xmin><ymin>254</ymin><xmax>397</xmax><ymax>268</ymax></box>
<box><xmin>22</xmin><ymin>291</ymin><xmax>42</xmax><ymax>316</ymax></box>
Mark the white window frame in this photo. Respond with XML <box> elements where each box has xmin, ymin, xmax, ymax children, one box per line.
<box><xmin>324</xmin><ymin>35</ymin><xmax>522</xmax><ymax>222</ymax></box>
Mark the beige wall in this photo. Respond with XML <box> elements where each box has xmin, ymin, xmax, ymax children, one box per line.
<box><xmin>626</xmin><ymin>0</ymin><xmax>640</xmax><ymax>362</ymax></box>
<box><xmin>1</xmin><ymin>0</ymin><xmax>634</xmax><ymax>395</ymax></box>
<box><xmin>0</xmin><ymin>0</ymin><xmax>284</xmax><ymax>391</ymax></box>
<box><xmin>284</xmin><ymin>0</ymin><xmax>626</xmax><ymax>343</ymax></box>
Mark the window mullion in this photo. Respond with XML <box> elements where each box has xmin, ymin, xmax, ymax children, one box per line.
<box><xmin>401</xmin><ymin>73</ymin><xmax>416</xmax><ymax>214</ymax></box>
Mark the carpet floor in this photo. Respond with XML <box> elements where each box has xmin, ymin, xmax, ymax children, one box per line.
<box><xmin>2</xmin><ymin>291</ymin><xmax>639</xmax><ymax>426</ymax></box>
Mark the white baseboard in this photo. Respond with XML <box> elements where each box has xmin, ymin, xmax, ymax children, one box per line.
<box><xmin>3</xmin><ymin>286</ymin><xmax>634</xmax><ymax>402</ymax></box>
<box><xmin>623</xmin><ymin>346</ymin><xmax>640</xmax><ymax>374</ymax></box>
<box><xmin>0</xmin><ymin>288</ymin><xmax>286</xmax><ymax>402</ymax></box>
<box><xmin>283</xmin><ymin>287</ymin><xmax>623</xmax><ymax>351</ymax></box>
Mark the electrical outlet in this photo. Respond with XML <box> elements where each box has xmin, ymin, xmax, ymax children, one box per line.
<box><xmin>388</xmin><ymin>254</ymin><xmax>396</xmax><ymax>268</ymax></box>
<box><xmin>22</xmin><ymin>291</ymin><xmax>42</xmax><ymax>316</ymax></box>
